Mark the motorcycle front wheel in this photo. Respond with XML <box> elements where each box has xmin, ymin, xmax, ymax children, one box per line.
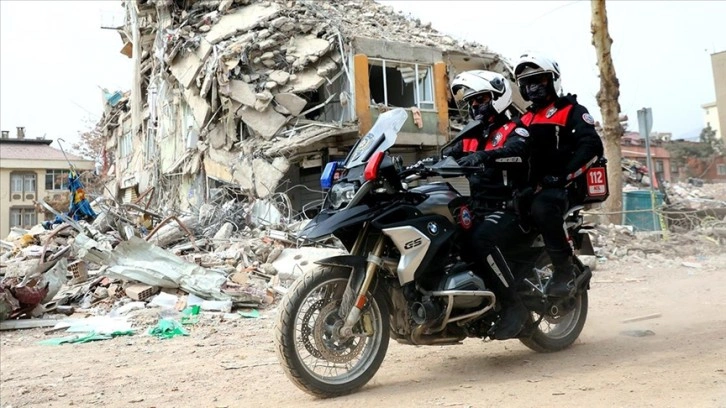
<box><xmin>519</xmin><ymin>254</ymin><xmax>589</xmax><ymax>353</ymax></box>
<box><xmin>274</xmin><ymin>265</ymin><xmax>390</xmax><ymax>398</ymax></box>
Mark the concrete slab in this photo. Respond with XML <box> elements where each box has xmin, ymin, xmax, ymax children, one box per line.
<box><xmin>236</xmin><ymin>106</ymin><xmax>286</xmax><ymax>140</ymax></box>
<box><xmin>205</xmin><ymin>3</ymin><xmax>280</xmax><ymax>44</ymax></box>
<box><xmin>170</xmin><ymin>39</ymin><xmax>213</xmax><ymax>89</ymax></box>
<box><xmin>183</xmin><ymin>87</ymin><xmax>211</xmax><ymax>128</ymax></box>
<box><xmin>252</xmin><ymin>157</ymin><xmax>289</xmax><ymax>198</ymax></box>
<box><xmin>232</xmin><ymin>157</ymin><xmax>255</xmax><ymax>192</ymax></box>
<box><xmin>289</xmin><ymin>35</ymin><xmax>331</xmax><ymax>59</ymax></box>
<box><xmin>274</xmin><ymin>92</ymin><xmax>307</xmax><ymax>116</ymax></box>
<box><xmin>220</xmin><ymin>80</ymin><xmax>256</xmax><ymax>107</ymax></box>
<box><xmin>283</xmin><ymin>68</ymin><xmax>325</xmax><ymax>93</ymax></box>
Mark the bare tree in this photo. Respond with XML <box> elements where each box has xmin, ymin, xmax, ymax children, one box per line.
<box><xmin>73</xmin><ymin>119</ymin><xmax>105</xmax><ymax>162</ymax></box>
<box><xmin>591</xmin><ymin>0</ymin><xmax>624</xmax><ymax>224</ymax></box>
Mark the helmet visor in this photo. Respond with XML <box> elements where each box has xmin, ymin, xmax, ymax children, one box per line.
<box><xmin>517</xmin><ymin>72</ymin><xmax>551</xmax><ymax>87</ymax></box>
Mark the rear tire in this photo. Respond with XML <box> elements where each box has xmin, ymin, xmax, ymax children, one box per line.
<box><xmin>274</xmin><ymin>265</ymin><xmax>390</xmax><ymax>398</ymax></box>
<box><xmin>519</xmin><ymin>254</ymin><xmax>589</xmax><ymax>353</ymax></box>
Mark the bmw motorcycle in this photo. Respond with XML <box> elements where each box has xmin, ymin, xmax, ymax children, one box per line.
<box><xmin>274</xmin><ymin>108</ymin><xmax>593</xmax><ymax>398</ymax></box>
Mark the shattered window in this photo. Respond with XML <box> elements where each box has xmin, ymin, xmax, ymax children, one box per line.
<box><xmin>10</xmin><ymin>207</ymin><xmax>36</xmax><ymax>228</ymax></box>
<box><xmin>45</xmin><ymin>169</ymin><xmax>70</xmax><ymax>190</ymax></box>
<box><xmin>368</xmin><ymin>59</ymin><xmax>435</xmax><ymax>110</ymax></box>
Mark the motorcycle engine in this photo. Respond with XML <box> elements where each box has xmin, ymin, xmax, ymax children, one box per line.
<box><xmin>437</xmin><ymin>270</ymin><xmax>487</xmax><ymax>309</ymax></box>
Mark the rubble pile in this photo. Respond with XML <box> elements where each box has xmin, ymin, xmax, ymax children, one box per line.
<box><xmin>585</xmin><ymin>223</ymin><xmax>725</xmax><ymax>260</ymax></box>
<box><xmin>0</xmin><ymin>192</ymin><xmax>344</xmax><ymax>330</ymax></box>
<box><xmin>99</xmin><ymin>0</ymin><xmax>507</xmax><ymax>212</ymax></box>
<box><xmin>664</xmin><ymin>181</ymin><xmax>726</xmax><ymax>210</ymax></box>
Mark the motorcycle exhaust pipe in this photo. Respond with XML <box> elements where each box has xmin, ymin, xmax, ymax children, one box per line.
<box><xmin>411</xmin><ymin>300</ymin><xmax>442</xmax><ymax>327</ymax></box>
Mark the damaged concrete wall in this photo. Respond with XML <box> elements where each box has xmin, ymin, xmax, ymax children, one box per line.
<box><xmin>99</xmin><ymin>0</ymin><xmax>518</xmax><ymax>212</ymax></box>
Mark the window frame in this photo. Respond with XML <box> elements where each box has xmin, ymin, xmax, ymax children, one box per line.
<box><xmin>119</xmin><ymin>119</ymin><xmax>133</xmax><ymax>158</ymax></box>
<box><xmin>717</xmin><ymin>163</ymin><xmax>726</xmax><ymax>176</ymax></box>
<box><xmin>10</xmin><ymin>172</ymin><xmax>37</xmax><ymax>196</ymax></box>
<box><xmin>368</xmin><ymin>58</ymin><xmax>436</xmax><ymax>111</ymax></box>
<box><xmin>9</xmin><ymin>207</ymin><xmax>37</xmax><ymax>229</ymax></box>
<box><xmin>45</xmin><ymin>169</ymin><xmax>70</xmax><ymax>191</ymax></box>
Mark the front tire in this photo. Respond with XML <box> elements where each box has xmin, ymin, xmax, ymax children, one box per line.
<box><xmin>519</xmin><ymin>254</ymin><xmax>589</xmax><ymax>353</ymax></box>
<box><xmin>274</xmin><ymin>265</ymin><xmax>390</xmax><ymax>398</ymax></box>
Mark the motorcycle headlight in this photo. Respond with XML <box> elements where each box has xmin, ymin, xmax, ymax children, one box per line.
<box><xmin>327</xmin><ymin>182</ymin><xmax>358</xmax><ymax>209</ymax></box>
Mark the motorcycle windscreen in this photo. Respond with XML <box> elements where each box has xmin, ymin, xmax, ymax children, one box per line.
<box><xmin>343</xmin><ymin>108</ymin><xmax>408</xmax><ymax>169</ymax></box>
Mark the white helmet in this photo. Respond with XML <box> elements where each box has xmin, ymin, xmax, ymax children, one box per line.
<box><xmin>450</xmin><ymin>70</ymin><xmax>513</xmax><ymax>120</ymax></box>
<box><xmin>514</xmin><ymin>52</ymin><xmax>562</xmax><ymax>100</ymax></box>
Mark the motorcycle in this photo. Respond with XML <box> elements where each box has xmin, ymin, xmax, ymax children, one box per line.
<box><xmin>274</xmin><ymin>108</ymin><xmax>593</xmax><ymax>398</ymax></box>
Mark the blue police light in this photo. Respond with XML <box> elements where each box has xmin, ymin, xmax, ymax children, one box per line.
<box><xmin>320</xmin><ymin>161</ymin><xmax>338</xmax><ymax>189</ymax></box>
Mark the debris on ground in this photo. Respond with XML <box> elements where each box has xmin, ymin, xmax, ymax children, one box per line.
<box><xmin>0</xmin><ymin>190</ymin><xmax>343</xmax><ymax>337</ymax></box>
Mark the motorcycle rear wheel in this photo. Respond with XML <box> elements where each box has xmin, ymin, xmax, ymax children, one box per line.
<box><xmin>274</xmin><ymin>265</ymin><xmax>390</xmax><ymax>398</ymax></box>
<box><xmin>519</xmin><ymin>254</ymin><xmax>589</xmax><ymax>352</ymax></box>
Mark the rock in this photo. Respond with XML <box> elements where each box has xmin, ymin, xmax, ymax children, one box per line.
<box><xmin>260</xmin><ymin>263</ymin><xmax>278</xmax><ymax>275</ymax></box>
<box><xmin>213</xmin><ymin>222</ymin><xmax>235</xmax><ymax>240</ymax></box>
<box><xmin>257</xmin><ymin>38</ymin><xmax>277</xmax><ymax>50</ymax></box>
<box><xmin>269</xmin><ymin>16</ymin><xmax>290</xmax><ymax>28</ymax></box>
<box><xmin>264</xmin><ymin>81</ymin><xmax>278</xmax><ymax>90</ymax></box>
<box><xmin>231</xmin><ymin>271</ymin><xmax>249</xmax><ymax>285</ymax></box>
<box><xmin>266</xmin><ymin>246</ymin><xmax>283</xmax><ymax>263</ymax></box>
<box><xmin>268</xmin><ymin>70</ymin><xmax>290</xmax><ymax>85</ymax></box>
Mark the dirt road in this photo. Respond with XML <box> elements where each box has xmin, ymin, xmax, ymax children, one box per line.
<box><xmin>2</xmin><ymin>253</ymin><xmax>725</xmax><ymax>408</ymax></box>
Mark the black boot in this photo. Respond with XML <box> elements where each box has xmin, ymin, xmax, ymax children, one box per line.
<box><xmin>490</xmin><ymin>298</ymin><xmax>529</xmax><ymax>340</ymax></box>
<box><xmin>547</xmin><ymin>258</ymin><xmax>577</xmax><ymax>297</ymax></box>
<box><xmin>482</xmin><ymin>248</ymin><xmax>529</xmax><ymax>340</ymax></box>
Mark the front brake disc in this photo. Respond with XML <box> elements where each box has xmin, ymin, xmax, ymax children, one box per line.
<box><xmin>313</xmin><ymin>302</ymin><xmax>365</xmax><ymax>363</ymax></box>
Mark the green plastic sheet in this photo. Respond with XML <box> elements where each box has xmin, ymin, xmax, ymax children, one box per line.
<box><xmin>39</xmin><ymin>330</ymin><xmax>134</xmax><ymax>345</ymax></box>
<box><xmin>148</xmin><ymin>319</ymin><xmax>189</xmax><ymax>339</ymax></box>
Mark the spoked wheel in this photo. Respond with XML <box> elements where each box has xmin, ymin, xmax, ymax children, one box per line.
<box><xmin>274</xmin><ymin>265</ymin><xmax>390</xmax><ymax>398</ymax></box>
<box><xmin>519</xmin><ymin>254</ymin><xmax>589</xmax><ymax>353</ymax></box>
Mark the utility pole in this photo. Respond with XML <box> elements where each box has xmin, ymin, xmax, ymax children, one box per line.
<box><xmin>591</xmin><ymin>0</ymin><xmax>624</xmax><ymax>224</ymax></box>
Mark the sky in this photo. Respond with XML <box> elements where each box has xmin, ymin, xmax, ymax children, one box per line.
<box><xmin>379</xmin><ymin>0</ymin><xmax>726</xmax><ymax>140</ymax></box>
<box><xmin>1</xmin><ymin>1</ymin><xmax>725</xmax><ymax>149</ymax></box>
<box><xmin>0</xmin><ymin>1</ymin><xmax>130</xmax><ymax>148</ymax></box>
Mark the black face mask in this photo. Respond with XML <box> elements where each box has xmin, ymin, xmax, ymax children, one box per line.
<box><xmin>475</xmin><ymin>102</ymin><xmax>497</xmax><ymax>123</ymax></box>
<box><xmin>525</xmin><ymin>83</ymin><xmax>550</xmax><ymax>105</ymax></box>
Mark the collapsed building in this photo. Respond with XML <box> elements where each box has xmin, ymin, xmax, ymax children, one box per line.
<box><xmin>98</xmin><ymin>0</ymin><xmax>527</xmax><ymax>213</ymax></box>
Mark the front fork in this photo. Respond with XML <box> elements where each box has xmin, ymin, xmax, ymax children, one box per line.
<box><xmin>338</xmin><ymin>226</ymin><xmax>385</xmax><ymax>338</ymax></box>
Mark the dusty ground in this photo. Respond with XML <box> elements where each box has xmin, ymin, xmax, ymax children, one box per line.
<box><xmin>2</xmin><ymin>253</ymin><xmax>726</xmax><ymax>408</ymax></box>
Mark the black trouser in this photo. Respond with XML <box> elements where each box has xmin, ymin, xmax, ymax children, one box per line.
<box><xmin>530</xmin><ymin>187</ymin><xmax>571</xmax><ymax>268</ymax></box>
<box><xmin>467</xmin><ymin>210</ymin><xmax>529</xmax><ymax>304</ymax></box>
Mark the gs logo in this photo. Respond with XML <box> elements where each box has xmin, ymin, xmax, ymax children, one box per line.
<box><xmin>403</xmin><ymin>238</ymin><xmax>423</xmax><ymax>250</ymax></box>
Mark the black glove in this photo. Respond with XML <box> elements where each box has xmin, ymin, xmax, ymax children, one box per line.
<box><xmin>540</xmin><ymin>175</ymin><xmax>566</xmax><ymax>188</ymax></box>
<box><xmin>457</xmin><ymin>151</ymin><xmax>489</xmax><ymax>167</ymax></box>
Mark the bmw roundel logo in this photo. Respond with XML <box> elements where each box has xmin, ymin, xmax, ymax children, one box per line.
<box><xmin>427</xmin><ymin>222</ymin><xmax>439</xmax><ymax>235</ymax></box>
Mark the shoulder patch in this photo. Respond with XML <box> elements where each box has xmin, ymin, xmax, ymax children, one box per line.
<box><xmin>514</xmin><ymin>127</ymin><xmax>529</xmax><ymax>137</ymax></box>
<box><xmin>582</xmin><ymin>113</ymin><xmax>595</xmax><ymax>125</ymax></box>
